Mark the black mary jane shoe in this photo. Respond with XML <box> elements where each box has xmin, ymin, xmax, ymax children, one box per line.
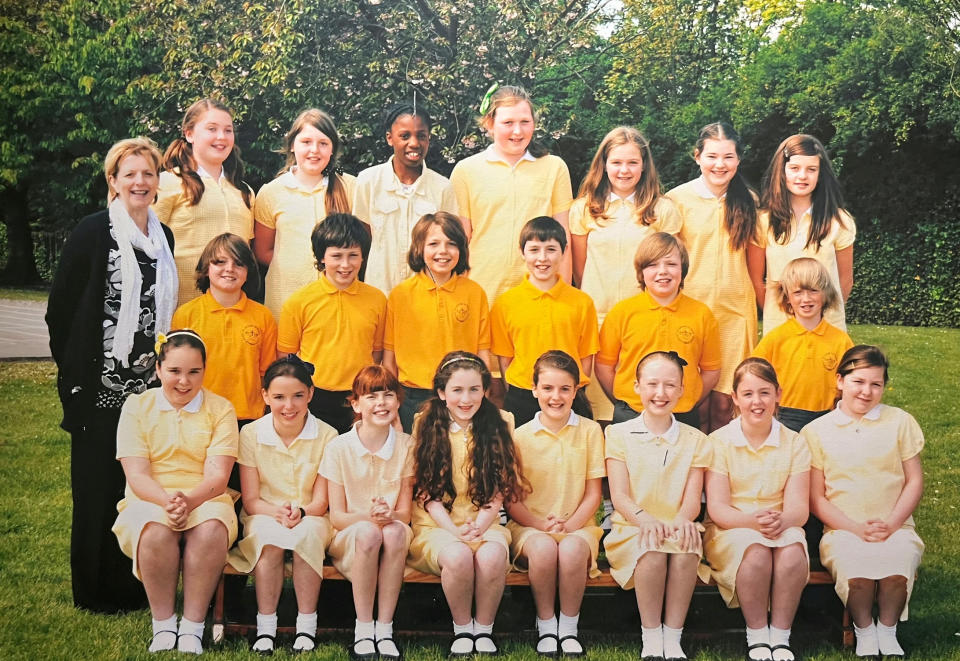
<box><xmin>349</xmin><ymin>637</ymin><xmax>378</xmax><ymax>661</ymax></box>
<box><xmin>473</xmin><ymin>632</ymin><xmax>500</xmax><ymax>657</ymax></box>
<box><xmin>746</xmin><ymin>642</ymin><xmax>773</xmax><ymax>661</ymax></box>
<box><xmin>376</xmin><ymin>636</ymin><xmax>403</xmax><ymax>661</ymax></box>
<box><xmin>292</xmin><ymin>632</ymin><xmax>317</xmax><ymax>654</ymax></box>
<box><xmin>770</xmin><ymin>643</ymin><xmax>796</xmax><ymax>661</ymax></box>
<box><xmin>251</xmin><ymin>633</ymin><xmax>275</xmax><ymax>656</ymax></box>
<box><xmin>448</xmin><ymin>632</ymin><xmax>475</xmax><ymax>659</ymax></box>
<box><xmin>559</xmin><ymin>633</ymin><xmax>585</xmax><ymax>658</ymax></box>
<box><xmin>535</xmin><ymin>632</ymin><xmax>559</xmax><ymax>658</ymax></box>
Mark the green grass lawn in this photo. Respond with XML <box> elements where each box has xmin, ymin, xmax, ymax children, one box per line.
<box><xmin>1</xmin><ymin>325</ymin><xmax>959</xmax><ymax>660</ymax></box>
<box><xmin>0</xmin><ymin>286</ymin><xmax>49</xmax><ymax>302</ymax></box>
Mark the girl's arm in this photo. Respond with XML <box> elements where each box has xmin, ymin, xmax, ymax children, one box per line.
<box><xmin>571</xmin><ymin>234</ymin><xmax>588</xmax><ymax>287</ymax></box>
<box><xmin>594</xmin><ymin>361</ymin><xmax>617</xmax><ymax>402</ymax></box>
<box><xmin>459</xmin><ymin>216</ymin><xmax>473</xmax><ymax>242</ymax></box>
<box><xmin>779</xmin><ymin>469</ymin><xmax>810</xmax><ymax>530</ymax></box>
<box><xmin>372</xmin><ymin>349</ymin><xmax>384</xmax><ymax>364</ymax></box>
<box><xmin>303</xmin><ymin>474</ymin><xmax>329</xmax><ymax>517</ymax></box>
<box><xmin>472</xmin><ymin>494</ymin><xmax>505</xmax><ymax>534</ymax></box>
<box><xmin>606</xmin><ymin>458</ymin><xmax>658</xmax><ymax>527</ymax></box>
<box><xmin>238</xmin><ymin>464</ymin><xmax>285</xmax><ymax>518</ymax></box>
<box><xmin>810</xmin><ymin>468</ymin><xmax>866</xmax><ymax>538</ymax></box>
<box><xmin>836</xmin><ymin>245</ymin><xmax>854</xmax><ymax>302</ymax></box>
<box><xmin>496</xmin><ymin>355</ymin><xmax>512</xmax><ymax>389</ymax></box>
<box><xmin>424</xmin><ymin>499</ymin><xmax>470</xmax><ymax>538</ymax></box>
<box><xmin>119</xmin><ymin>457</ymin><xmax>172</xmax><ymax>507</ymax></box>
<box><xmin>382</xmin><ymin>350</ymin><xmax>398</xmax><ymax>378</ymax></box>
<box><xmin>504</xmin><ymin>498</ymin><xmax>552</xmax><ymax>532</ymax></box>
<box><xmin>704</xmin><ymin>469</ymin><xmax>761</xmax><ymax>530</ymax></box>
<box><xmin>699</xmin><ymin>369</ymin><xmax>721</xmax><ymax>401</ymax></box>
<box><xmin>872</xmin><ymin>455</ymin><xmax>922</xmax><ymax>535</ymax></box>
<box><xmin>327</xmin><ymin>479</ymin><xmax>371</xmax><ymax>530</ymax></box>
<box><xmin>672</xmin><ymin>466</ymin><xmax>705</xmax><ymax>551</ymax></box>
<box><xmin>580</xmin><ymin>354</ymin><xmax>595</xmax><ymax>380</ymax></box>
<box><xmin>253</xmin><ymin>221</ymin><xmax>276</xmax><ymax>266</ymax></box>
<box><xmin>182</xmin><ymin>455</ymin><xmax>234</xmax><ymax>514</ymax></box>
<box><xmin>563</xmin><ymin>477</ymin><xmax>602</xmax><ymax>532</ymax></box>
<box><xmin>747</xmin><ymin>244</ymin><xmax>766</xmax><ymax>308</ymax></box>
<box><xmin>391</xmin><ymin>476</ymin><xmax>414</xmax><ymax>524</ymax></box>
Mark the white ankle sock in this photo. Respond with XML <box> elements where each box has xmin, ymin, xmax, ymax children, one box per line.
<box><xmin>474</xmin><ymin>620</ymin><xmax>497</xmax><ymax>653</ymax></box>
<box><xmin>641</xmin><ymin>624</ymin><xmax>663</xmax><ymax>659</ymax></box>
<box><xmin>746</xmin><ymin>626</ymin><xmax>771</xmax><ymax>660</ymax></box>
<box><xmin>769</xmin><ymin>626</ymin><xmax>794</xmax><ymax>660</ymax></box>
<box><xmin>375</xmin><ymin>620</ymin><xmax>399</xmax><ymax>657</ymax></box>
<box><xmin>177</xmin><ymin>617</ymin><xmax>204</xmax><ymax>655</ymax></box>
<box><xmin>536</xmin><ymin>616</ymin><xmax>558</xmax><ymax>653</ymax></box>
<box><xmin>252</xmin><ymin>612</ymin><xmax>277</xmax><ymax>652</ymax></box>
<box><xmin>558</xmin><ymin>612</ymin><xmax>582</xmax><ymax>653</ymax></box>
<box><xmin>662</xmin><ymin>624</ymin><xmax>685</xmax><ymax>659</ymax></box>
<box><xmin>294</xmin><ymin>611</ymin><xmax>317</xmax><ymax>651</ymax></box>
<box><xmin>354</xmin><ymin>619</ymin><xmax>376</xmax><ymax>655</ymax></box>
<box><xmin>876</xmin><ymin>620</ymin><xmax>904</xmax><ymax>656</ymax></box>
<box><xmin>451</xmin><ymin>619</ymin><xmax>474</xmax><ymax>655</ymax></box>
<box><xmin>854</xmin><ymin>621</ymin><xmax>879</xmax><ymax>657</ymax></box>
<box><xmin>149</xmin><ymin>615</ymin><xmax>178</xmax><ymax>653</ymax></box>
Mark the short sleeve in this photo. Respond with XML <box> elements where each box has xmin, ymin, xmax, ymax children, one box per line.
<box><xmin>253</xmin><ymin>184</ymin><xmax>277</xmax><ymax>229</ymax></box>
<box><xmin>400</xmin><ymin>435</ymin><xmax>416</xmax><ymax>478</ymax></box>
<box><xmin>371</xmin><ymin>294</ymin><xmax>387</xmax><ymax>352</ymax></box>
<box><xmin>489</xmin><ymin>297</ymin><xmax>514</xmax><ymax>358</ymax></box>
<box><xmin>351</xmin><ymin>169</ymin><xmax>374</xmax><ymax>225</ymax></box>
<box><xmin>259</xmin><ymin>310</ymin><xmax>278</xmax><ymax>375</ymax></box>
<box><xmin>691</xmin><ymin>429</ymin><xmax>713</xmax><ymax>468</ymax></box>
<box><xmin>206</xmin><ymin>399</ymin><xmax>239</xmax><ymax>457</ymax></box>
<box><xmin>604</xmin><ymin>426</ymin><xmax>626</xmax><ymax>462</ymax></box>
<box><xmin>708</xmin><ymin>433</ymin><xmax>729</xmax><ymax>476</ymax></box>
<box><xmin>153</xmin><ymin>171</ymin><xmax>183</xmax><ymax>224</ymax></box>
<box><xmin>788</xmin><ymin>433</ymin><xmax>812</xmax><ymax>474</ymax></box>
<box><xmin>170</xmin><ymin>304</ymin><xmax>189</xmax><ymax>332</ymax></box>
<box><xmin>548</xmin><ymin>158</ymin><xmax>573</xmax><ymax>215</ymax></box>
<box><xmin>834</xmin><ymin>210</ymin><xmax>856</xmax><ymax>250</ymax></box>
<box><xmin>237</xmin><ymin>424</ymin><xmax>258</xmax><ymax>467</ymax></box>
<box><xmin>897</xmin><ymin>410</ymin><xmax>924</xmax><ymax>461</ymax></box>
<box><xmin>699</xmin><ymin>309</ymin><xmax>723</xmax><ymax>371</ymax></box>
<box><xmin>383</xmin><ymin>291</ymin><xmax>399</xmax><ymax>351</ymax></box>
<box><xmin>751</xmin><ymin>332</ymin><xmax>774</xmax><ymax>362</ymax></box>
<box><xmin>476</xmin><ymin>288</ymin><xmax>491</xmax><ymax>351</ymax></box>
<box><xmin>652</xmin><ymin>196</ymin><xmax>682</xmax><ymax>235</ymax></box>
<box><xmin>577</xmin><ymin>297</ymin><xmax>600</xmax><ymax>358</ymax></box>
<box><xmin>596</xmin><ymin>306</ymin><xmax>623</xmax><ymax>366</ymax></box>
<box><xmin>439</xmin><ymin>180</ymin><xmax>460</xmax><ymax>217</ymax></box>
<box><xmin>116</xmin><ymin>395</ymin><xmax>150</xmax><ymax>459</ymax></box>
<box><xmin>277</xmin><ymin>296</ymin><xmax>303</xmax><ymax>354</ymax></box>
<box><xmin>800</xmin><ymin>427</ymin><xmax>824</xmax><ymax>471</ymax></box>
<box><xmin>584</xmin><ymin>421</ymin><xmax>606</xmax><ymax>479</ymax></box>
<box><xmin>449</xmin><ymin>163</ymin><xmax>473</xmax><ymax>221</ymax></box>
<box><xmin>317</xmin><ymin>441</ymin><xmax>343</xmax><ymax>484</ymax></box>
<box><xmin>568</xmin><ymin>198</ymin><xmax>590</xmax><ymax>236</ymax></box>
<box><xmin>753</xmin><ymin>211</ymin><xmax>770</xmax><ymax>249</ymax></box>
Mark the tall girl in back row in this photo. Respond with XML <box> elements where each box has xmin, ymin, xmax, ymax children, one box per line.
<box><xmin>668</xmin><ymin>122</ymin><xmax>759</xmax><ymax>432</ymax></box>
<box><xmin>254</xmin><ymin>109</ymin><xmax>355</xmax><ymax>318</ymax></box>
<box><xmin>450</xmin><ymin>84</ymin><xmax>573</xmax><ymax>302</ymax></box>
<box><xmin>752</xmin><ymin>134</ymin><xmax>856</xmax><ymax>335</ymax></box>
<box><xmin>156</xmin><ymin>99</ymin><xmax>254</xmax><ymax>306</ymax></box>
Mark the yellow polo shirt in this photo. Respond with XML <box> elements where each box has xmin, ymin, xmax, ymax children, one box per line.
<box><xmin>597</xmin><ymin>290</ymin><xmax>721</xmax><ymax>414</ymax></box>
<box><xmin>254</xmin><ymin>171</ymin><xmax>357</xmax><ymax>318</ymax></box>
<box><xmin>384</xmin><ymin>272</ymin><xmax>490</xmax><ymax>389</ymax></box>
<box><xmin>277</xmin><ymin>274</ymin><xmax>386</xmax><ymax>391</ymax></box>
<box><xmin>154</xmin><ymin>169</ymin><xmax>254</xmax><ymax>306</ymax></box>
<box><xmin>490</xmin><ymin>276</ymin><xmax>598</xmax><ymax>389</ymax></box>
<box><xmin>352</xmin><ymin>158</ymin><xmax>459</xmax><ymax>294</ymax></box>
<box><xmin>450</xmin><ymin>147</ymin><xmax>572</xmax><ymax>302</ymax></box>
<box><xmin>171</xmin><ymin>291</ymin><xmax>277</xmax><ymax>420</ymax></box>
<box><xmin>752</xmin><ymin>317</ymin><xmax>853</xmax><ymax>411</ymax></box>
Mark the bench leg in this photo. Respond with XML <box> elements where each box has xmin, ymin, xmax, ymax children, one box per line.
<box><xmin>841</xmin><ymin>607</ymin><xmax>854</xmax><ymax>648</ymax></box>
<box><xmin>212</xmin><ymin>573</ymin><xmax>226</xmax><ymax>644</ymax></box>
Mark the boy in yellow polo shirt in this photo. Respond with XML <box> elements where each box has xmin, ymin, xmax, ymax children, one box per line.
<box><xmin>278</xmin><ymin>214</ymin><xmax>387</xmax><ymax>433</ymax></box>
<box><xmin>752</xmin><ymin>257</ymin><xmax>853</xmax><ymax>431</ymax></box>
<box><xmin>596</xmin><ymin>232</ymin><xmax>721</xmax><ymax>427</ymax></box>
<box><xmin>491</xmin><ymin>216</ymin><xmax>598</xmax><ymax>426</ymax></box>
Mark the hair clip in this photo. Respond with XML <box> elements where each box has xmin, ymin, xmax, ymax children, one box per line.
<box><xmin>283</xmin><ymin>354</ymin><xmax>316</xmax><ymax>376</ymax></box>
<box><xmin>667</xmin><ymin>351</ymin><xmax>689</xmax><ymax>367</ymax></box>
<box><xmin>479</xmin><ymin>82</ymin><xmax>500</xmax><ymax>116</ymax></box>
<box><xmin>439</xmin><ymin>355</ymin><xmax>485</xmax><ymax>372</ymax></box>
<box><xmin>154</xmin><ymin>332</ymin><xmax>168</xmax><ymax>356</ymax></box>
<box><xmin>154</xmin><ymin>329</ymin><xmax>206</xmax><ymax>355</ymax></box>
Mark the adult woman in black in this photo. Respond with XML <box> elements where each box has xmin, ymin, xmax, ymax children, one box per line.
<box><xmin>46</xmin><ymin>137</ymin><xmax>179</xmax><ymax>613</ymax></box>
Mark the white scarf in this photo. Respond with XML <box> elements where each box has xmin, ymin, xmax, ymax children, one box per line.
<box><xmin>108</xmin><ymin>198</ymin><xmax>178</xmax><ymax>367</ymax></box>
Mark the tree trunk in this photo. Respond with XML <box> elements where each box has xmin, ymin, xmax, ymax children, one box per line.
<box><xmin>0</xmin><ymin>185</ymin><xmax>41</xmax><ymax>285</ymax></box>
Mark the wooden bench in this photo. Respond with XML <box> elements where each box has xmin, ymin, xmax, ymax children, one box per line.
<box><xmin>211</xmin><ymin>562</ymin><xmax>851</xmax><ymax>646</ymax></box>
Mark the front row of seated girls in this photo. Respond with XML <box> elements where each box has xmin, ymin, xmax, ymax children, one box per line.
<box><xmin>113</xmin><ymin>334</ymin><xmax>923</xmax><ymax>661</ymax></box>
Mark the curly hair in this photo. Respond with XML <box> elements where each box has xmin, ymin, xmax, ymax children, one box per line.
<box><xmin>413</xmin><ymin>351</ymin><xmax>529</xmax><ymax>511</ymax></box>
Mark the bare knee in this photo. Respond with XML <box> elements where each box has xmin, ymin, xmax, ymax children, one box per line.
<box><xmin>558</xmin><ymin>536</ymin><xmax>589</xmax><ymax>569</ymax></box>
<box><xmin>475</xmin><ymin>543</ymin><xmax>508</xmax><ymax>573</ymax></box>
<box><xmin>848</xmin><ymin>577</ymin><xmax>875</xmax><ymax>594</ymax></box>
<box><xmin>439</xmin><ymin>544</ymin><xmax>475</xmax><ymax>578</ymax></box>
<box><xmin>740</xmin><ymin>544</ymin><xmax>773</xmax><ymax>575</ymax></box>
<box><xmin>774</xmin><ymin>543</ymin><xmax>807</xmax><ymax>573</ymax></box>
<box><xmin>878</xmin><ymin>575</ymin><xmax>907</xmax><ymax>591</ymax></box>
<box><xmin>637</xmin><ymin>551</ymin><xmax>668</xmax><ymax>572</ymax></box>
<box><xmin>355</xmin><ymin>522</ymin><xmax>384</xmax><ymax>555</ymax></box>
<box><xmin>524</xmin><ymin>534</ymin><xmax>559</xmax><ymax>565</ymax></box>
<box><xmin>257</xmin><ymin>544</ymin><xmax>285</xmax><ymax>569</ymax></box>
<box><xmin>141</xmin><ymin>521</ymin><xmax>180</xmax><ymax>549</ymax></box>
<box><xmin>380</xmin><ymin>522</ymin><xmax>408</xmax><ymax>553</ymax></box>
<box><xmin>185</xmin><ymin>520</ymin><xmax>228</xmax><ymax>552</ymax></box>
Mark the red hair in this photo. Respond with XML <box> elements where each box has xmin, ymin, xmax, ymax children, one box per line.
<box><xmin>349</xmin><ymin>365</ymin><xmax>403</xmax><ymax>406</ymax></box>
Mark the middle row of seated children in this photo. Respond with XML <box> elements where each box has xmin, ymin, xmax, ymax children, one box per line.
<box><xmin>174</xmin><ymin>211</ymin><xmax>850</xmax><ymax>447</ymax></box>
<box><xmin>117</xmin><ymin>341</ymin><xmax>922</xmax><ymax>661</ymax></box>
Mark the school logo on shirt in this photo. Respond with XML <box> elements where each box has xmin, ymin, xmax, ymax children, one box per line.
<box><xmin>242</xmin><ymin>325</ymin><xmax>261</xmax><ymax>345</ymax></box>
<box><xmin>676</xmin><ymin>326</ymin><xmax>694</xmax><ymax>343</ymax></box>
<box><xmin>822</xmin><ymin>352</ymin><xmax>839</xmax><ymax>370</ymax></box>
<box><xmin>455</xmin><ymin>303</ymin><xmax>470</xmax><ymax>322</ymax></box>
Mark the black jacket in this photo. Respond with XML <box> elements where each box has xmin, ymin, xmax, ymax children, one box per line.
<box><xmin>46</xmin><ymin>210</ymin><xmax>175</xmax><ymax>432</ymax></box>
